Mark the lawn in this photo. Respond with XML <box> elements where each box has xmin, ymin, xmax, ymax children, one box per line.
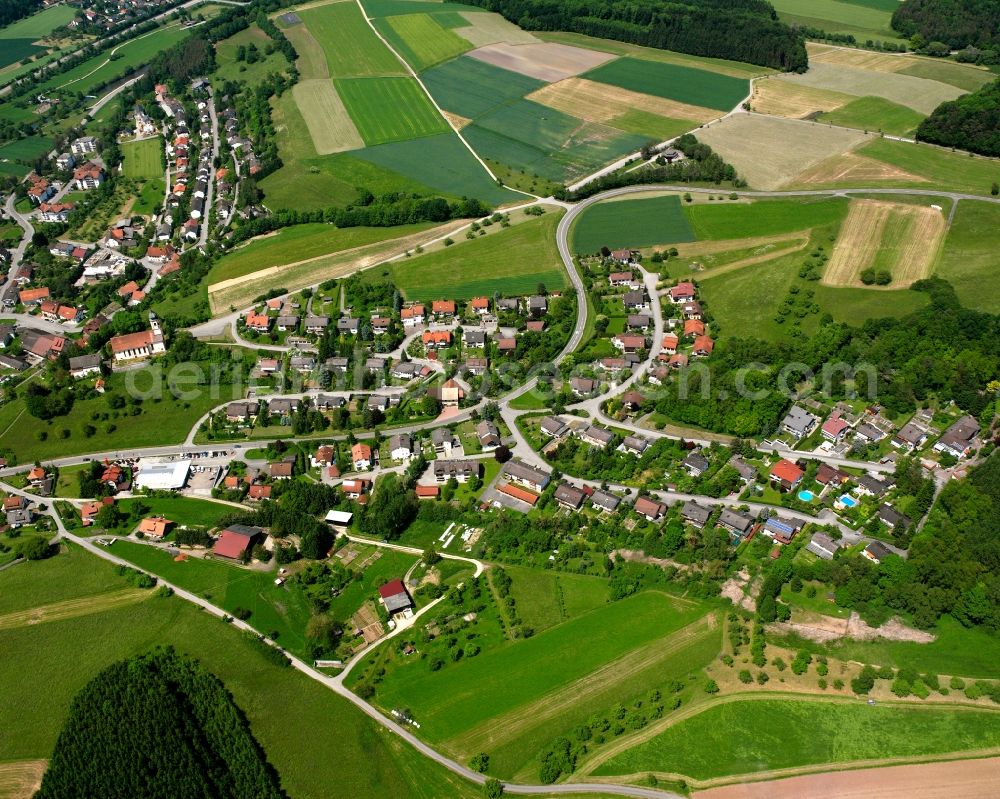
<box><xmin>377</xmin><ymin>13</ymin><xmax>472</xmax><ymax>72</ymax></box>
<box><xmin>505</xmin><ymin>564</ymin><xmax>609</xmax><ymax>634</ymax></box>
<box><xmin>572</xmin><ymin>194</ymin><xmax>696</xmax><ymax>253</ymax></box>
<box><xmin>0</xmin><ymin>547</ymin><xmax>522</xmax><ymax>799</ymax></box>
<box><xmin>208</xmin><ymin>222</ymin><xmax>437</xmax><ymax>285</ymax></box>
<box><xmin>336</xmin><ymin>76</ymin><xmax>450</xmax><ymax>146</ymax></box>
<box><xmin>116</xmin><ymin>497</ymin><xmax>233</xmax><ymax>528</ymax></box>
<box><xmin>593</xmin><ymin>697</ymin><xmax>1000</xmax><ymax>780</ymax></box>
<box><xmin>819</xmin><ymin>95</ymin><xmax>925</xmax><ymax>137</ymax></box>
<box><xmin>365</xmin><ymin>590</ymin><xmax>717</xmax><ymax>778</ymax></box>
<box><xmin>349</xmin><ymin>132</ymin><xmax>521</xmax><ymax>206</ymax></box>
<box><xmin>121</xmin><ymin>136</ymin><xmax>163</xmax><ymax>179</ymax></box>
<box><xmin>213</xmin><ymin>24</ymin><xmax>289</xmax><ymax>86</ymax></box>
<box><xmin>0</xmin><ymin>135</ymin><xmax>54</xmax><ymax>163</ymax></box>
<box><xmin>422</xmin><ymin>55</ymin><xmax>544</xmax><ymax>120</ymax></box>
<box><xmin>937</xmin><ymin>202</ymin><xmax>1000</xmax><ymax>313</ymax></box>
<box><xmin>374</xmin><ymin>209</ymin><xmax>567</xmax><ymax>300</ymax></box>
<box><xmin>584</xmin><ymin>57</ymin><xmax>749</xmax><ymax>112</ymax></box>
<box><xmin>54</xmin><ymin>463</ymin><xmax>89</xmax><ymax>498</ymax></box>
<box><xmin>683</xmin><ymin>197</ymin><xmax>850</xmax><ymax>240</ymax></box>
<box><xmin>0</xmin><ymin>364</ymin><xmax>226</xmax><ymax>463</ymax></box>
<box><xmin>298</xmin><ymin>2</ymin><xmax>405</xmax><ymax>77</ymax></box>
<box><xmin>0</xmin><ymin>4</ymin><xmax>76</xmax><ymax>40</ymax></box>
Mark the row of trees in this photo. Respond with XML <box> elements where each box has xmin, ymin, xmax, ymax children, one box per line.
<box><xmin>457</xmin><ymin>0</ymin><xmax>808</xmax><ymax>71</ymax></box>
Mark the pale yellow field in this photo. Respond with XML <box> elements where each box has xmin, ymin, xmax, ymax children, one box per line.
<box><xmin>292</xmin><ymin>79</ymin><xmax>364</xmax><ymax>154</ymax></box>
<box><xmin>282</xmin><ymin>19</ymin><xmax>328</xmax><ymax>80</ymax></box>
<box><xmin>454</xmin><ymin>10</ymin><xmax>538</xmax><ymax>47</ymax></box>
<box><xmin>0</xmin><ymin>760</ymin><xmax>46</xmax><ymax>799</ymax></box>
<box><xmin>807</xmin><ymin>42</ymin><xmax>909</xmax><ymax>73</ymax></box>
<box><xmin>467</xmin><ymin>41</ymin><xmax>615</xmax><ymax>82</ymax></box>
<box><xmin>442</xmin><ymin>110</ymin><xmax>472</xmax><ymax>130</ymax></box>
<box><xmin>695</xmin><ymin>114</ymin><xmax>871</xmax><ymax>190</ymax></box>
<box><xmin>795</xmin><ymin>151</ymin><xmax>927</xmax><ymax>186</ymax></box>
<box><xmin>752</xmin><ymin>77</ymin><xmax>853</xmax><ymax>119</ymax></box>
<box><xmin>822</xmin><ymin>199</ymin><xmax>946</xmax><ymax>288</ymax></box>
<box><xmin>528</xmin><ymin>77</ymin><xmax>717</xmax><ymax>124</ymax></box>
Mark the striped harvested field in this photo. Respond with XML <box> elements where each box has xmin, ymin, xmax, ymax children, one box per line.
<box><xmin>0</xmin><ymin>588</ymin><xmax>150</xmax><ymax>631</ymax></box>
<box><xmin>292</xmin><ymin>79</ymin><xmax>364</xmax><ymax>154</ymax></box>
<box><xmin>795</xmin><ymin>151</ymin><xmax>927</xmax><ymax>187</ymax></box>
<box><xmin>752</xmin><ymin>78</ymin><xmax>852</xmax><ymax>119</ymax></box>
<box><xmin>528</xmin><ymin>77</ymin><xmax>717</xmax><ymax>124</ymax></box>
<box><xmin>807</xmin><ymin>43</ymin><xmax>909</xmax><ymax>73</ymax></box>
<box><xmin>0</xmin><ymin>759</ymin><xmax>46</xmax><ymax>799</ymax></box>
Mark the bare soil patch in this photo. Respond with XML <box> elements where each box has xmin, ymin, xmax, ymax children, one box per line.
<box><xmin>0</xmin><ymin>760</ymin><xmax>47</xmax><ymax>799</ymax></box>
<box><xmin>695</xmin><ymin>114</ymin><xmax>870</xmax><ymax>190</ymax></box>
<box><xmin>292</xmin><ymin>79</ymin><xmax>364</xmax><ymax>154</ymax></box>
<box><xmin>466</xmin><ymin>42</ymin><xmax>615</xmax><ymax>82</ymax></box>
<box><xmin>441</xmin><ymin>110</ymin><xmax>472</xmax><ymax>130</ymax></box>
<box><xmin>770</xmin><ymin>609</ymin><xmax>935</xmax><ymax>644</ymax></box>
<box><xmin>720</xmin><ymin>568</ymin><xmax>757</xmax><ymax>612</ymax></box>
<box><xmin>752</xmin><ymin>77</ymin><xmax>852</xmax><ymax>119</ymax></box>
<box><xmin>795</xmin><ymin>151</ymin><xmax>927</xmax><ymax>186</ymax></box>
<box><xmin>693</xmin><ymin>755</ymin><xmax>1000</xmax><ymax>799</ymax></box>
<box><xmin>529</xmin><ymin>77</ymin><xmax>716</xmax><ymax>124</ymax></box>
<box><xmin>822</xmin><ymin>199</ymin><xmax>945</xmax><ymax>288</ymax></box>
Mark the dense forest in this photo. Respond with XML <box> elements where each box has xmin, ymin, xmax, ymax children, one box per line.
<box><xmin>456</xmin><ymin>0</ymin><xmax>807</xmax><ymax>71</ymax></box>
<box><xmin>36</xmin><ymin>649</ymin><xmax>285</xmax><ymax>799</ymax></box>
<box><xmin>892</xmin><ymin>0</ymin><xmax>1000</xmax><ymax>50</ymax></box>
<box><xmin>654</xmin><ymin>279</ymin><xmax>999</xmax><ymax>436</ymax></box>
<box><xmin>0</xmin><ymin>0</ymin><xmax>40</xmax><ymax>28</ymax></box>
<box><xmin>917</xmin><ymin>78</ymin><xmax>1000</xmax><ymax>155</ymax></box>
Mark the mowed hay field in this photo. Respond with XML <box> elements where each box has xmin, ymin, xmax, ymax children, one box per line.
<box><xmin>592</xmin><ymin>698</ymin><xmax>1000</xmax><ymax>782</ymax></box>
<box><xmin>296</xmin><ymin>2</ymin><xmax>405</xmax><ymax>77</ymax></box>
<box><xmin>695</xmin><ymin>114</ymin><xmax>871</xmax><ymax>190</ymax></box>
<box><xmin>377</xmin><ymin>12</ymin><xmax>472</xmax><ymax>71</ymax></box>
<box><xmin>336</xmin><ymin>77</ymin><xmax>449</xmax><ymax>146</ymax></box>
<box><xmin>751</xmin><ymin>78</ymin><xmax>854</xmax><ymax>119</ymax></box>
<box><xmin>121</xmin><ymin>136</ymin><xmax>163</xmax><ymax>179</ymax></box>
<box><xmin>377</xmin><ymin>209</ymin><xmax>568</xmax><ymax>300</ymax></box>
<box><xmin>292</xmin><ymin>79</ymin><xmax>364</xmax><ymax>154</ymax></box>
<box><xmin>584</xmin><ymin>57</ymin><xmax>749</xmax><ymax>112</ymax></box>
<box><xmin>453</xmin><ymin>10</ymin><xmax>539</xmax><ymax>47</ymax></box>
<box><xmin>822</xmin><ymin>200</ymin><xmax>946</xmax><ymax>288</ymax></box>
<box><xmin>572</xmin><ymin>194</ymin><xmax>696</xmax><ymax>253</ymax></box>
<box><xmin>528</xmin><ymin>77</ymin><xmax>717</xmax><ymax>125</ymax></box>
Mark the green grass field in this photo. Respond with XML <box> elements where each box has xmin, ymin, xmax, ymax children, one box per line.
<box><xmin>298</xmin><ymin>2</ymin><xmax>405</xmax><ymax>77</ymax></box>
<box><xmin>377</xmin><ymin>13</ymin><xmax>471</xmax><ymax>72</ymax></box>
<box><xmin>572</xmin><ymin>194</ymin><xmax>696</xmax><ymax>253</ymax></box>
<box><xmin>353</xmin><ymin>132</ymin><xmax>522</xmax><ymax>205</ymax></box>
<box><xmin>365</xmin><ymin>591</ymin><xmax>714</xmax><ymax>770</ymax></box>
<box><xmin>0</xmin><ymin>38</ymin><xmax>41</xmax><ymax>68</ymax></box>
<box><xmin>584</xmin><ymin>57</ymin><xmax>749</xmax><ymax>112</ymax></box>
<box><xmin>0</xmin><ymin>135</ymin><xmax>53</xmax><ymax>163</ymax></box>
<box><xmin>594</xmin><ymin>697</ymin><xmax>1000</xmax><ymax>780</ymax></box>
<box><xmin>213</xmin><ymin>24</ymin><xmax>289</xmax><ymax>86</ymax></box>
<box><xmin>769</xmin><ymin>0</ymin><xmax>901</xmax><ymax>43</ymax></box>
<box><xmin>336</xmin><ymin>77</ymin><xmax>450</xmax><ymax>145</ymax></box>
<box><xmin>422</xmin><ymin>55</ymin><xmax>544</xmax><ymax>120</ymax></box>
<box><xmin>937</xmin><ymin>202</ymin><xmax>1000</xmax><ymax>313</ymax></box>
<box><xmin>610</xmin><ymin>108</ymin><xmax>695</xmax><ymax>141</ymax></box>
<box><xmin>132</xmin><ymin>177</ymin><xmax>164</xmax><ymax>217</ymax></box>
<box><xmin>684</xmin><ymin>197</ymin><xmax>850</xmax><ymax>239</ymax></box>
<box><xmin>0</xmin><ymin>547</ymin><xmax>529</xmax><ymax>799</ymax></box>
<box><xmin>209</xmin><ymin>222</ymin><xmax>436</xmax><ymax>285</ymax></box>
<box><xmin>121</xmin><ymin>136</ymin><xmax>163</xmax><ymax>179</ymax></box>
<box><xmin>0</xmin><ymin>3</ymin><xmax>76</xmax><ymax>40</ymax></box>
<box><xmin>465</xmin><ymin>99</ymin><xmax>647</xmax><ymax>183</ymax></box>
<box><xmin>374</xmin><ymin>210</ymin><xmax>567</xmax><ymax>300</ymax></box>
<box><xmin>117</xmin><ymin>497</ymin><xmax>233</xmax><ymax>528</ymax></box>
<box><xmin>898</xmin><ymin>59</ymin><xmax>995</xmax><ymax>92</ymax></box>
<box><xmin>360</xmin><ymin>0</ymin><xmax>475</xmax><ymax>16</ymax></box>
<box><xmin>506</xmin><ymin>565</ymin><xmax>609</xmax><ymax>634</ymax></box>
<box><xmin>820</xmin><ymin>95</ymin><xmax>925</xmax><ymax>137</ymax></box>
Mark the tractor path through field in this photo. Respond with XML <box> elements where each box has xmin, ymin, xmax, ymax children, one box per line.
<box><xmin>0</xmin><ymin>587</ymin><xmax>150</xmax><ymax>631</ymax></box>
<box><xmin>667</xmin><ymin>236</ymin><xmax>810</xmax><ymax>282</ymax></box>
<box><xmin>0</xmin><ymin>759</ymin><xmax>46</xmax><ymax>799</ymax></box>
<box><xmin>449</xmin><ymin>611</ymin><xmax>720</xmax><ymax>757</ymax></box>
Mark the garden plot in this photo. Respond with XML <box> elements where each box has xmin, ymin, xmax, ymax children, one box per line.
<box><xmin>774</xmin><ymin>62</ymin><xmax>963</xmax><ymax>115</ymax></box>
<box><xmin>453</xmin><ymin>11</ymin><xmax>539</xmax><ymax>47</ymax></box>
<box><xmin>528</xmin><ymin>77</ymin><xmax>717</xmax><ymax>125</ymax></box>
<box><xmin>292</xmin><ymin>79</ymin><xmax>364</xmax><ymax>154</ymax></box>
<box><xmin>822</xmin><ymin>199</ymin><xmax>946</xmax><ymax>289</ymax></box>
<box><xmin>695</xmin><ymin>114</ymin><xmax>871</xmax><ymax>190</ymax></box>
<box><xmin>466</xmin><ymin>41</ymin><xmax>615</xmax><ymax>82</ymax></box>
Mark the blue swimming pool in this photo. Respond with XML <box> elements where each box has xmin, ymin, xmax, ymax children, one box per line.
<box><xmin>839</xmin><ymin>494</ymin><xmax>858</xmax><ymax>508</ymax></box>
<box><xmin>798</xmin><ymin>490</ymin><xmax>815</xmax><ymax>502</ymax></box>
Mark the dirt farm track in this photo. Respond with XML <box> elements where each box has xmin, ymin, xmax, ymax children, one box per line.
<box><xmin>694</xmin><ymin>756</ymin><xmax>1000</xmax><ymax>799</ymax></box>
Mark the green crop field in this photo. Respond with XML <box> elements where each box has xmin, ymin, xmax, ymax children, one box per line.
<box><xmin>572</xmin><ymin>194</ymin><xmax>696</xmax><ymax>253</ymax></box>
<box><xmin>819</xmin><ymin>95</ymin><xmax>925</xmax><ymax>137</ymax></box>
<box><xmin>298</xmin><ymin>2</ymin><xmax>405</xmax><ymax>77</ymax></box>
<box><xmin>0</xmin><ymin>547</ymin><xmax>516</xmax><ymax>799</ymax></box>
<box><xmin>585</xmin><ymin>57</ymin><xmax>749</xmax><ymax>112</ymax></box>
<box><xmin>0</xmin><ymin>3</ymin><xmax>75</xmax><ymax>39</ymax></box>
<box><xmin>214</xmin><ymin>24</ymin><xmax>288</xmax><ymax>86</ymax></box>
<box><xmin>353</xmin><ymin>132</ymin><xmax>522</xmax><ymax>206</ymax></box>
<box><xmin>610</xmin><ymin>108</ymin><xmax>695</xmax><ymax>141</ymax></box>
<box><xmin>769</xmin><ymin>0</ymin><xmax>901</xmax><ymax>43</ymax></box>
<box><xmin>465</xmin><ymin>99</ymin><xmax>647</xmax><ymax>183</ymax></box>
<box><xmin>505</xmin><ymin>565</ymin><xmax>609</xmax><ymax>634</ymax></box>
<box><xmin>377</xmin><ymin>13</ymin><xmax>471</xmax><ymax>72</ymax></box>
<box><xmin>116</xmin><ymin>497</ymin><xmax>233</xmax><ymax>529</ymax></box>
<box><xmin>336</xmin><ymin>77</ymin><xmax>449</xmax><ymax>145</ymax></box>
<box><xmin>422</xmin><ymin>56</ymin><xmax>544</xmax><ymax>120</ymax></box>
<box><xmin>209</xmin><ymin>222</ymin><xmax>437</xmax><ymax>284</ymax></box>
<box><xmin>0</xmin><ymin>38</ymin><xmax>41</xmax><ymax>68</ymax></box>
<box><xmin>594</xmin><ymin>698</ymin><xmax>1000</xmax><ymax>780</ymax></box>
<box><xmin>937</xmin><ymin>202</ymin><xmax>1000</xmax><ymax>313</ymax></box>
<box><xmin>0</xmin><ymin>135</ymin><xmax>53</xmax><ymax>163</ymax></box>
<box><xmin>121</xmin><ymin>136</ymin><xmax>163</xmax><ymax>179</ymax></box>
<box><xmin>38</xmin><ymin>24</ymin><xmax>191</xmax><ymax>95</ymax></box>
<box><xmin>374</xmin><ymin>210</ymin><xmax>567</xmax><ymax>300</ymax></box>
<box><xmin>684</xmin><ymin>197</ymin><xmax>850</xmax><ymax>239</ymax></box>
